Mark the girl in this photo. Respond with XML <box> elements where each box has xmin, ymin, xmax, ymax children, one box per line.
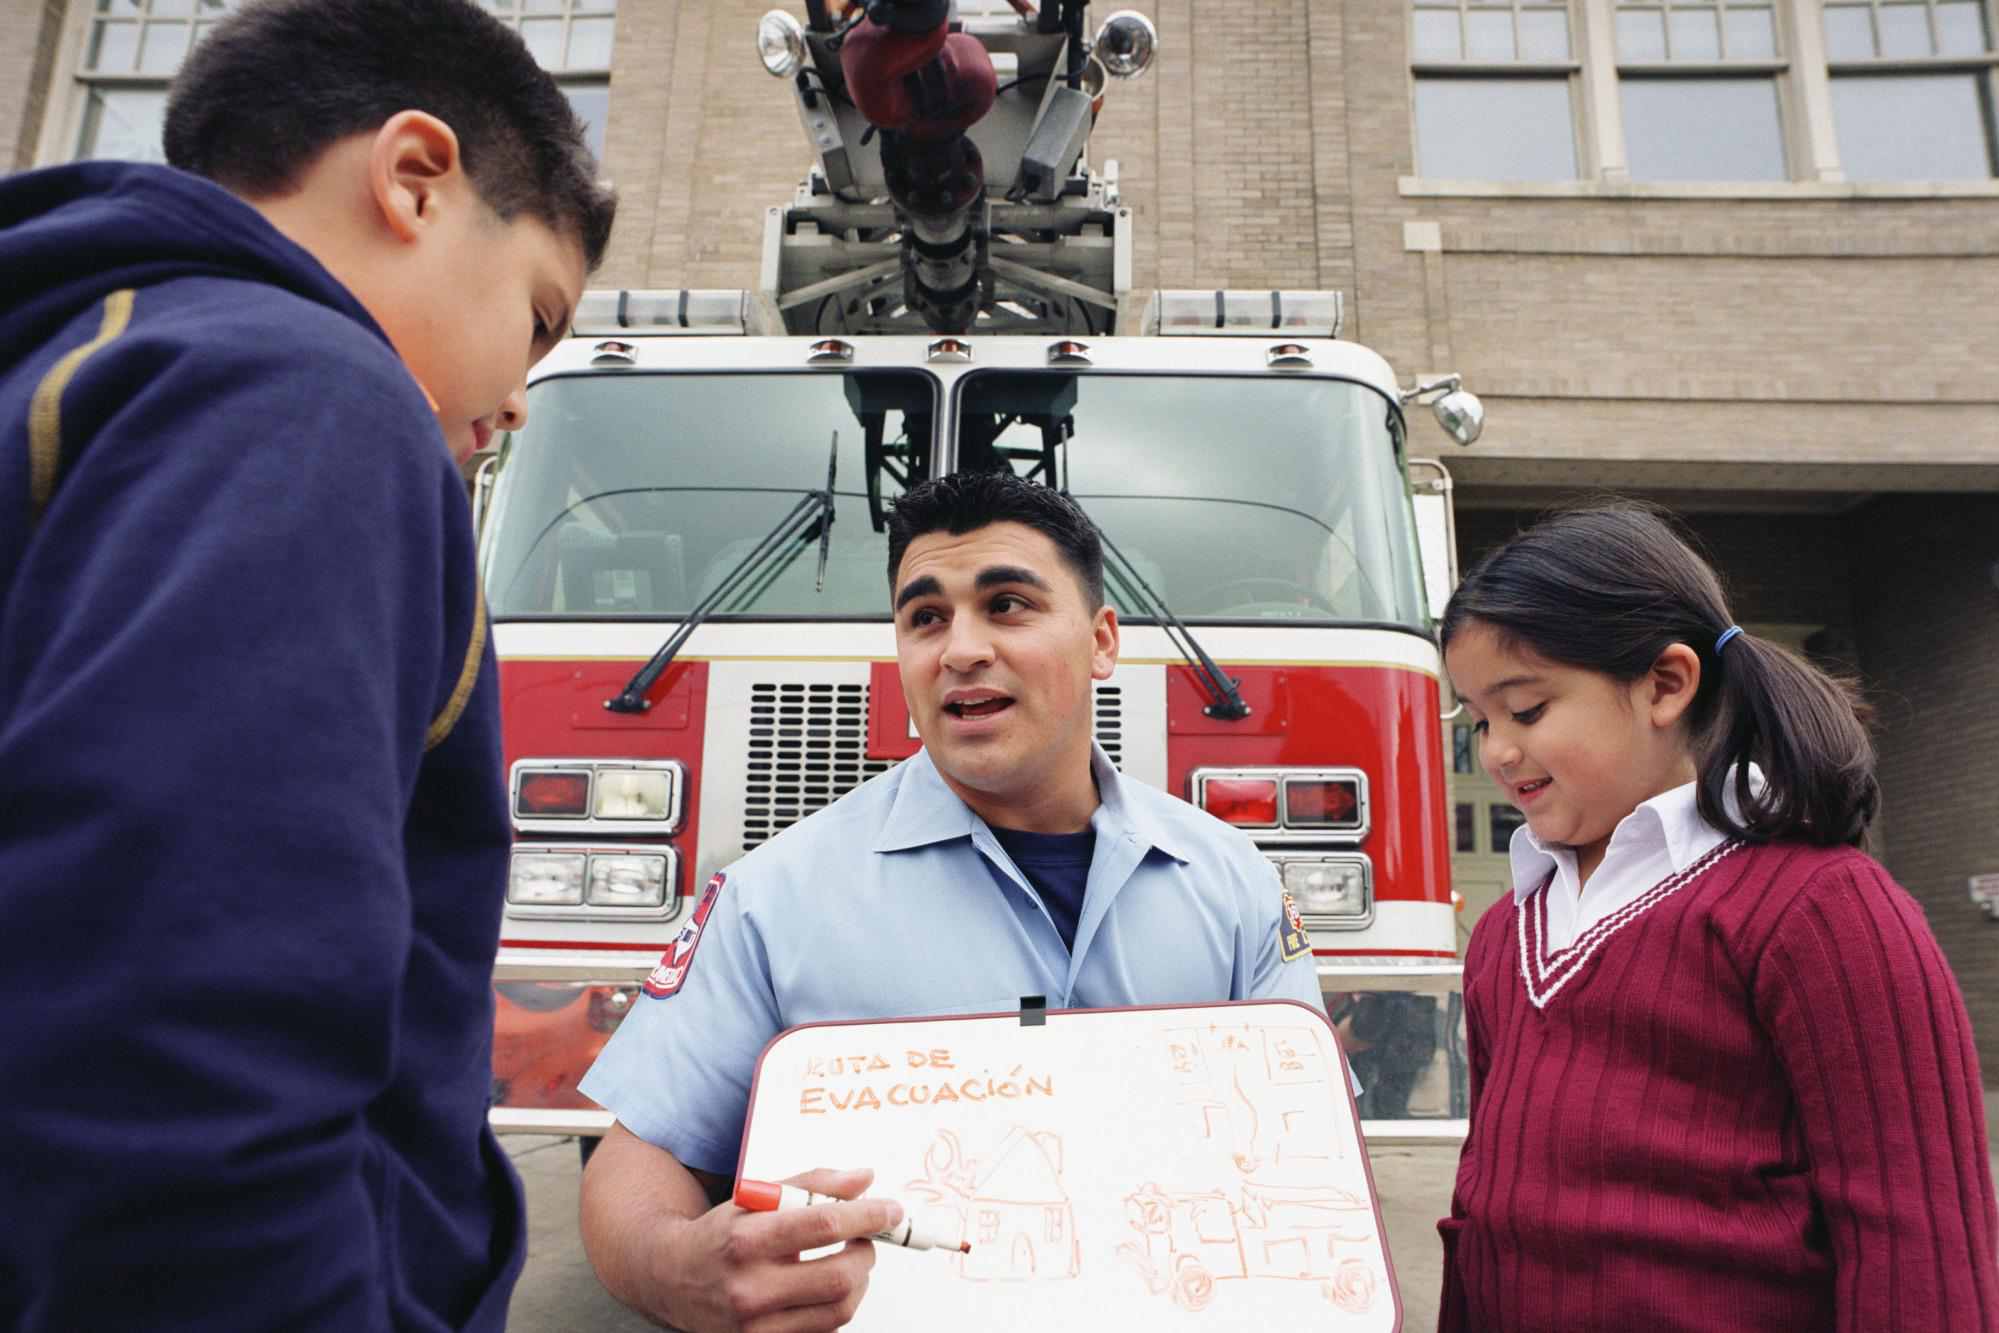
<box><xmin>1436</xmin><ymin>503</ymin><xmax>1997</xmax><ymax>1332</ymax></box>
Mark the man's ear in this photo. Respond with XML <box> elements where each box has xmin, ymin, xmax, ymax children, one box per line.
<box><xmin>368</xmin><ymin>110</ymin><xmax>464</xmax><ymax>243</ymax></box>
<box><xmin>1646</xmin><ymin>642</ymin><xmax>1702</xmax><ymax>729</ymax></box>
<box><xmin>1090</xmin><ymin>605</ymin><xmax>1120</xmax><ymax>682</ymax></box>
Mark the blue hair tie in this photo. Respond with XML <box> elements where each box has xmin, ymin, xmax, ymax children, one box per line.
<box><xmin>1715</xmin><ymin>624</ymin><xmax>1743</xmax><ymax>654</ymax></box>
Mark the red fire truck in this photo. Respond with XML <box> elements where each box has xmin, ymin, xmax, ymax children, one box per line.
<box><xmin>477</xmin><ymin>0</ymin><xmax>1482</xmax><ymax>1143</ymax></box>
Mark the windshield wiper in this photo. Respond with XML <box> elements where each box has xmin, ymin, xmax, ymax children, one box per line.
<box><xmin>606</xmin><ymin>434</ymin><xmax>839</xmax><ymax>714</ymax></box>
<box><xmin>1081</xmin><ymin>508</ymin><xmax>1251</xmax><ymax>722</ymax></box>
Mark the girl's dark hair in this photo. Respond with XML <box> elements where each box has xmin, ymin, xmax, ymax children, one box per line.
<box><xmin>1439</xmin><ymin>502</ymin><xmax>1877</xmax><ymax>847</ymax></box>
<box><xmin>163</xmin><ymin>0</ymin><xmax>616</xmax><ymax>271</ymax></box>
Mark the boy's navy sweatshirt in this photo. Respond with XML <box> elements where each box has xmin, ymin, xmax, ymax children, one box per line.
<box><xmin>0</xmin><ymin>163</ymin><xmax>523</xmax><ymax>1331</ymax></box>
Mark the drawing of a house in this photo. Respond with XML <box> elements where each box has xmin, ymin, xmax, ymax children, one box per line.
<box><xmin>908</xmin><ymin>1127</ymin><xmax>1081</xmax><ymax>1282</ymax></box>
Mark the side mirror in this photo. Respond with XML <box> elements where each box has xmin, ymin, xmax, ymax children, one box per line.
<box><xmin>1400</xmin><ymin>373</ymin><xmax>1484</xmax><ymax>448</ymax></box>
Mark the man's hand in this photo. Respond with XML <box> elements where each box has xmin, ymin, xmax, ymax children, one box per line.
<box><xmin>580</xmin><ymin>1128</ymin><xmax>901</xmax><ymax>1333</ymax></box>
<box><xmin>661</xmin><ymin>1167</ymin><xmax>898</xmax><ymax>1333</ymax></box>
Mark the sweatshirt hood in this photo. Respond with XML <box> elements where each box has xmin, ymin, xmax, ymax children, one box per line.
<box><xmin>0</xmin><ymin>161</ymin><xmax>388</xmax><ymax>370</ymax></box>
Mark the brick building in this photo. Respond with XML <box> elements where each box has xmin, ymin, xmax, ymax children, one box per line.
<box><xmin>6</xmin><ymin>0</ymin><xmax>1996</xmax><ymax>1058</ymax></box>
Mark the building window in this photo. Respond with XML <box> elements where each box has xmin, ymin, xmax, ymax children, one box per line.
<box><xmin>64</xmin><ymin>0</ymin><xmax>615</xmax><ymax>165</ymax></box>
<box><xmin>1454</xmin><ymin>802</ymin><xmax>1478</xmax><ymax>853</ymax></box>
<box><xmin>1450</xmin><ymin>723</ymin><xmax>1477</xmax><ymax>775</ymax></box>
<box><xmin>1615</xmin><ymin>0</ymin><xmax>1789</xmax><ymax>180</ymax></box>
<box><xmin>73</xmin><ymin>0</ymin><xmax>241</xmax><ymax>163</ymax></box>
<box><xmin>1411</xmin><ymin>0</ymin><xmax>1582</xmax><ymax>180</ymax></box>
<box><xmin>1490</xmin><ymin>804</ymin><xmax>1528</xmax><ymax>851</ymax></box>
<box><xmin>1823</xmin><ymin>0</ymin><xmax>1996</xmax><ymax>178</ymax></box>
<box><xmin>477</xmin><ymin>0</ymin><xmax>617</xmax><ymax>160</ymax></box>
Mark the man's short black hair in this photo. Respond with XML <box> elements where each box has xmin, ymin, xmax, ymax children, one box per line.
<box><xmin>163</xmin><ymin>0</ymin><xmax>616</xmax><ymax>271</ymax></box>
<box><xmin>886</xmin><ymin>471</ymin><xmax>1105</xmax><ymax>609</ymax></box>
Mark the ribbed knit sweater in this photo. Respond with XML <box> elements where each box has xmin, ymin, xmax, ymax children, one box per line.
<box><xmin>1439</xmin><ymin>839</ymin><xmax>1999</xmax><ymax>1332</ymax></box>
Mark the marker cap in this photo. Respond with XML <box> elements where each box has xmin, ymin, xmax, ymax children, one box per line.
<box><xmin>734</xmin><ymin>1178</ymin><xmax>784</xmax><ymax>1212</ymax></box>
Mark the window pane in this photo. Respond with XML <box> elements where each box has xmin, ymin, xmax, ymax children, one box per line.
<box><xmin>522</xmin><ymin>0</ymin><xmax>563</xmax><ymax>11</ymax></box>
<box><xmin>1876</xmin><ymin>2</ymin><xmax>1932</xmax><ymax>55</ymax></box>
<box><xmin>1622</xmin><ymin>76</ymin><xmax>1786</xmax><ymax>179</ymax></box>
<box><xmin>151</xmin><ymin>0</ymin><xmax>196</xmax><ymax>15</ymax></box>
<box><xmin>1413</xmin><ymin>9</ymin><xmax>1462</xmax><ymax>60</ymax></box>
<box><xmin>1465</xmin><ymin>9</ymin><xmax>1516</xmax><ymax>58</ymax></box>
<box><xmin>1414</xmin><ymin>77</ymin><xmax>1578</xmax><ymax>179</ymax></box>
<box><xmin>520</xmin><ymin>16</ymin><xmax>564</xmax><ymax>66</ymax></box>
<box><xmin>1617</xmin><ymin>8</ymin><xmax>1668</xmax><ymax>58</ymax></box>
<box><xmin>1935</xmin><ymin>0</ymin><xmax>1990</xmax><ymax>53</ymax></box>
<box><xmin>78</xmin><ymin>86</ymin><xmax>168</xmax><ymax>162</ymax></box>
<box><xmin>567</xmin><ymin>14</ymin><xmax>614</xmax><ymax>67</ymax></box>
<box><xmin>88</xmin><ymin>19</ymin><xmax>141</xmax><ymax>72</ymax></box>
<box><xmin>1490</xmin><ymin>804</ymin><xmax>1527</xmax><ymax>851</ymax></box>
<box><xmin>137</xmin><ymin>21</ymin><xmax>192</xmax><ymax>74</ymax></box>
<box><xmin>1666</xmin><ymin>6</ymin><xmax>1722</xmax><ymax>57</ymax></box>
<box><xmin>1455</xmin><ymin>802</ymin><xmax>1478</xmax><ymax>853</ymax></box>
<box><xmin>1519</xmin><ymin>8</ymin><xmax>1572</xmax><ymax>58</ymax></box>
<box><xmin>1832</xmin><ymin>74</ymin><xmax>1995</xmax><ymax>178</ymax></box>
<box><xmin>563</xmin><ymin>82</ymin><xmax>609</xmax><ymax>160</ymax></box>
<box><xmin>1822</xmin><ymin>3</ymin><xmax>1877</xmax><ymax>56</ymax></box>
<box><xmin>1723</xmin><ymin>6</ymin><xmax>1776</xmax><ymax>56</ymax></box>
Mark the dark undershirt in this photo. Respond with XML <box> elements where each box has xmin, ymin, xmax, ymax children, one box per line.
<box><xmin>989</xmin><ymin>825</ymin><xmax>1096</xmax><ymax>953</ymax></box>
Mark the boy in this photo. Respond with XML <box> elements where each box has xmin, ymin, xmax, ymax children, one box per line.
<box><xmin>0</xmin><ymin>2</ymin><xmax>614</xmax><ymax>1329</ymax></box>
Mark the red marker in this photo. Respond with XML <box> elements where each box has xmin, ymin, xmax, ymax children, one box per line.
<box><xmin>734</xmin><ymin>1178</ymin><xmax>972</xmax><ymax>1254</ymax></box>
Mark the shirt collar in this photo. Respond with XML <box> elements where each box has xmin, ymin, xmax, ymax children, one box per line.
<box><xmin>1508</xmin><ymin>763</ymin><xmax>1763</xmax><ymax>903</ymax></box>
<box><xmin>873</xmin><ymin>743</ymin><xmax>1191</xmax><ymax>864</ymax></box>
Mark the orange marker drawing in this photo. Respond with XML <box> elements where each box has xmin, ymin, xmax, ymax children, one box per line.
<box><xmin>734</xmin><ymin>1178</ymin><xmax>972</xmax><ymax>1254</ymax></box>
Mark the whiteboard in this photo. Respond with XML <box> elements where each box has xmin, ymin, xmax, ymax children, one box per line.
<box><xmin>738</xmin><ymin>1000</ymin><xmax>1400</xmax><ymax>1331</ymax></box>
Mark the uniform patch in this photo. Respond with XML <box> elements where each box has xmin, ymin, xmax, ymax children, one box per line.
<box><xmin>1279</xmin><ymin>889</ymin><xmax>1313</xmax><ymax>963</ymax></box>
<box><xmin>642</xmin><ymin>872</ymin><xmax>724</xmax><ymax>999</ymax></box>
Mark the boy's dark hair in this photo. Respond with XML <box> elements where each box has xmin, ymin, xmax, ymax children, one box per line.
<box><xmin>1439</xmin><ymin>501</ymin><xmax>1877</xmax><ymax>848</ymax></box>
<box><xmin>163</xmin><ymin>0</ymin><xmax>616</xmax><ymax>271</ymax></box>
<box><xmin>886</xmin><ymin>471</ymin><xmax>1105</xmax><ymax>610</ymax></box>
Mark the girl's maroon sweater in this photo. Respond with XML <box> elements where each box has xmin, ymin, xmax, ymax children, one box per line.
<box><xmin>1440</xmin><ymin>839</ymin><xmax>1999</xmax><ymax>1332</ymax></box>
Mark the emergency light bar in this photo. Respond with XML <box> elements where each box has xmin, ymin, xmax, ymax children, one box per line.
<box><xmin>1149</xmin><ymin>289</ymin><xmax>1343</xmax><ymax>339</ymax></box>
<box><xmin>571</xmin><ymin>289</ymin><xmax>750</xmax><ymax>337</ymax></box>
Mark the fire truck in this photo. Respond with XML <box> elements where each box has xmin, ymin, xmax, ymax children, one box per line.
<box><xmin>477</xmin><ymin>0</ymin><xmax>1484</xmax><ymax>1144</ymax></box>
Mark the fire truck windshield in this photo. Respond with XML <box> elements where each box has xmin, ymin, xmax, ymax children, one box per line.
<box><xmin>483</xmin><ymin>370</ymin><xmax>936</xmax><ymax>619</ymax></box>
<box><xmin>957</xmin><ymin>372</ymin><xmax>1428</xmax><ymax>629</ymax></box>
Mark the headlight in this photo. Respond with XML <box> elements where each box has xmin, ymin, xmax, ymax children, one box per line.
<box><xmin>509</xmin><ymin>850</ymin><xmax>586</xmax><ymax>906</ymax></box>
<box><xmin>593</xmin><ymin>769</ymin><xmax>673</xmax><ymax>820</ymax></box>
<box><xmin>1273</xmin><ymin>855</ymin><xmax>1373</xmax><ymax>926</ymax></box>
<box><xmin>512</xmin><ymin>759</ymin><xmax>684</xmax><ymax>834</ymax></box>
<box><xmin>587</xmin><ymin>853</ymin><xmax>669</xmax><ymax>908</ymax></box>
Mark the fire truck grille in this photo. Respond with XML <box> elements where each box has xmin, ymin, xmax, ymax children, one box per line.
<box><xmin>743</xmin><ymin>682</ymin><xmax>892</xmax><ymax>852</ymax></box>
<box><xmin>740</xmin><ymin>681</ymin><xmax>1126</xmax><ymax>852</ymax></box>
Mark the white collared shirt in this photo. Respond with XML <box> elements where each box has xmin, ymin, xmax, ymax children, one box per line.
<box><xmin>1508</xmin><ymin>766</ymin><xmax>1761</xmax><ymax>951</ymax></box>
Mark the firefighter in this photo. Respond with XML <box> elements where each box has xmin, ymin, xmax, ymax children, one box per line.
<box><xmin>579</xmin><ymin>471</ymin><xmax>1326</xmax><ymax>1331</ymax></box>
<box><xmin>0</xmin><ymin>2</ymin><xmax>613</xmax><ymax>1328</ymax></box>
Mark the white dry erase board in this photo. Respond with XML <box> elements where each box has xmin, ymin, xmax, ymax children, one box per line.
<box><xmin>737</xmin><ymin>999</ymin><xmax>1399</xmax><ymax>1331</ymax></box>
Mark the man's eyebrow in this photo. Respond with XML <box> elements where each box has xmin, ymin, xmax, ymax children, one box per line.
<box><xmin>974</xmin><ymin>565</ymin><xmax>1051</xmax><ymax>593</ymax></box>
<box><xmin>894</xmin><ymin>574</ymin><xmax>943</xmax><ymax>612</ymax></box>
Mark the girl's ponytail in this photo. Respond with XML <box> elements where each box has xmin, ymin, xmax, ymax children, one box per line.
<box><xmin>1698</xmin><ymin>630</ymin><xmax>1877</xmax><ymax>847</ymax></box>
<box><xmin>1441</xmin><ymin>502</ymin><xmax>1879</xmax><ymax>848</ymax></box>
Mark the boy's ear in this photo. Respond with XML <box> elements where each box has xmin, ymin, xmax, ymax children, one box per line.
<box><xmin>368</xmin><ymin>110</ymin><xmax>464</xmax><ymax>243</ymax></box>
<box><xmin>1646</xmin><ymin>642</ymin><xmax>1702</xmax><ymax>729</ymax></box>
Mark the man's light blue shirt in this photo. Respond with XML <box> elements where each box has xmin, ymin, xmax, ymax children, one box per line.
<box><xmin>580</xmin><ymin>742</ymin><xmax>1326</xmax><ymax>1174</ymax></box>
